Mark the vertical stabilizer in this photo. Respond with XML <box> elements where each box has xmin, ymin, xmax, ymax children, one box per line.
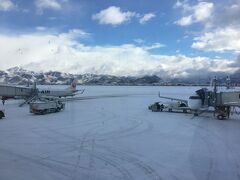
<box><xmin>33</xmin><ymin>81</ymin><xmax>37</xmax><ymax>90</ymax></box>
<box><xmin>69</xmin><ymin>79</ymin><xmax>77</xmax><ymax>92</ymax></box>
<box><xmin>226</xmin><ymin>76</ymin><xmax>231</xmax><ymax>89</ymax></box>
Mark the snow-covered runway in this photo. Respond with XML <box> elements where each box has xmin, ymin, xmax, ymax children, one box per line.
<box><xmin>0</xmin><ymin>86</ymin><xmax>240</xmax><ymax>180</ymax></box>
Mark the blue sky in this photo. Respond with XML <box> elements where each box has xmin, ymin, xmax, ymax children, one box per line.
<box><xmin>0</xmin><ymin>0</ymin><xmax>239</xmax><ymax>77</ymax></box>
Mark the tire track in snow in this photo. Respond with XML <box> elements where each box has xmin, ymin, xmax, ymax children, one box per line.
<box><xmin>93</xmin><ymin>144</ymin><xmax>163</xmax><ymax>180</ymax></box>
<box><xmin>0</xmin><ymin>148</ymin><xmax>72</xmax><ymax>179</ymax></box>
<box><xmin>70</xmin><ymin>129</ymin><xmax>91</xmax><ymax>180</ymax></box>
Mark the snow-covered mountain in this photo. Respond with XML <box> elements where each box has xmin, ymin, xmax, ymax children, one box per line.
<box><xmin>0</xmin><ymin>67</ymin><xmax>71</xmax><ymax>85</ymax></box>
<box><xmin>0</xmin><ymin>67</ymin><xmax>163</xmax><ymax>86</ymax></box>
<box><xmin>0</xmin><ymin>67</ymin><xmax>239</xmax><ymax>86</ymax></box>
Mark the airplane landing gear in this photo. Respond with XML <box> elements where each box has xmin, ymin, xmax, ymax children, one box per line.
<box><xmin>217</xmin><ymin>114</ymin><xmax>226</xmax><ymax>120</ymax></box>
<box><xmin>194</xmin><ymin>112</ymin><xmax>199</xmax><ymax>116</ymax></box>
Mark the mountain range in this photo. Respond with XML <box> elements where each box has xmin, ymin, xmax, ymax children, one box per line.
<box><xmin>0</xmin><ymin>67</ymin><xmax>239</xmax><ymax>86</ymax></box>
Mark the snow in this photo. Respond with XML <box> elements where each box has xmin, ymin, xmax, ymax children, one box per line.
<box><xmin>0</xmin><ymin>86</ymin><xmax>240</xmax><ymax>180</ymax></box>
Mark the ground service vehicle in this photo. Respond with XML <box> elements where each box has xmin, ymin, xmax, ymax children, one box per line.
<box><xmin>30</xmin><ymin>100</ymin><xmax>65</xmax><ymax>115</ymax></box>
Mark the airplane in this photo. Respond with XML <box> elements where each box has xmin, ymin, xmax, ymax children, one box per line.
<box><xmin>38</xmin><ymin>79</ymin><xmax>80</xmax><ymax>98</ymax></box>
<box><xmin>0</xmin><ymin>79</ymin><xmax>84</xmax><ymax>106</ymax></box>
<box><xmin>150</xmin><ymin>77</ymin><xmax>240</xmax><ymax>120</ymax></box>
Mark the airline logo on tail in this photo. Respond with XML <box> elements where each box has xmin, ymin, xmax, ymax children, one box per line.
<box><xmin>70</xmin><ymin>79</ymin><xmax>77</xmax><ymax>92</ymax></box>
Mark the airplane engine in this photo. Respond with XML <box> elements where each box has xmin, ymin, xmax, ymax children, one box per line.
<box><xmin>188</xmin><ymin>95</ymin><xmax>202</xmax><ymax>110</ymax></box>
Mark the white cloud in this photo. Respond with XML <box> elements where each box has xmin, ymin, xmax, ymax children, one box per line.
<box><xmin>192</xmin><ymin>27</ymin><xmax>240</xmax><ymax>52</ymax></box>
<box><xmin>174</xmin><ymin>0</ymin><xmax>183</xmax><ymax>8</ymax></box>
<box><xmin>189</xmin><ymin>1</ymin><xmax>240</xmax><ymax>53</ymax></box>
<box><xmin>35</xmin><ymin>0</ymin><xmax>64</xmax><ymax>11</ymax></box>
<box><xmin>209</xmin><ymin>1</ymin><xmax>240</xmax><ymax>29</ymax></box>
<box><xmin>134</xmin><ymin>40</ymin><xmax>165</xmax><ymax>49</ymax></box>
<box><xmin>134</xmin><ymin>38</ymin><xmax>145</xmax><ymax>44</ymax></box>
<box><xmin>175</xmin><ymin>1</ymin><xmax>214</xmax><ymax>26</ymax></box>
<box><xmin>63</xmin><ymin>29</ymin><xmax>90</xmax><ymax>39</ymax></box>
<box><xmin>193</xmin><ymin>2</ymin><xmax>213</xmax><ymax>22</ymax></box>
<box><xmin>92</xmin><ymin>6</ymin><xmax>136</xmax><ymax>26</ymax></box>
<box><xmin>92</xmin><ymin>7</ymin><xmax>157</xmax><ymax>26</ymax></box>
<box><xmin>48</xmin><ymin>16</ymin><xmax>57</xmax><ymax>20</ymax></box>
<box><xmin>175</xmin><ymin>1</ymin><xmax>240</xmax><ymax>53</ymax></box>
<box><xmin>176</xmin><ymin>15</ymin><xmax>192</xmax><ymax>26</ymax></box>
<box><xmin>0</xmin><ymin>0</ymin><xmax>15</xmax><ymax>11</ymax></box>
<box><xmin>0</xmin><ymin>30</ymin><xmax>237</xmax><ymax>77</ymax></box>
<box><xmin>36</xmin><ymin>26</ymin><xmax>47</xmax><ymax>31</ymax></box>
<box><xmin>174</xmin><ymin>0</ymin><xmax>191</xmax><ymax>11</ymax></box>
<box><xmin>143</xmin><ymin>43</ymin><xmax>165</xmax><ymax>50</ymax></box>
<box><xmin>139</xmin><ymin>13</ymin><xmax>156</xmax><ymax>24</ymax></box>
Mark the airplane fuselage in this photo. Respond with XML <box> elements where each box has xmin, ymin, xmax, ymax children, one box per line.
<box><xmin>38</xmin><ymin>89</ymin><xmax>76</xmax><ymax>97</ymax></box>
<box><xmin>0</xmin><ymin>84</ymin><xmax>76</xmax><ymax>100</ymax></box>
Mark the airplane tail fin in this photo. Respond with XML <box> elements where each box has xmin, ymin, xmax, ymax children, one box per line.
<box><xmin>68</xmin><ymin>79</ymin><xmax>77</xmax><ymax>92</ymax></box>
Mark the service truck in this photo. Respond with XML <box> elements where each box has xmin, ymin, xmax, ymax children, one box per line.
<box><xmin>148</xmin><ymin>101</ymin><xmax>189</xmax><ymax>113</ymax></box>
<box><xmin>30</xmin><ymin>99</ymin><xmax>65</xmax><ymax>115</ymax></box>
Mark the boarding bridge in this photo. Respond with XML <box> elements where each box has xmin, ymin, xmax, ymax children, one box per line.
<box><xmin>216</xmin><ymin>91</ymin><xmax>240</xmax><ymax>106</ymax></box>
<box><xmin>0</xmin><ymin>84</ymin><xmax>33</xmax><ymax>98</ymax></box>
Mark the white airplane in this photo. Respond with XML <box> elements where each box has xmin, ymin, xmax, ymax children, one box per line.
<box><xmin>0</xmin><ymin>79</ymin><xmax>84</xmax><ymax>106</ymax></box>
<box><xmin>150</xmin><ymin>77</ymin><xmax>240</xmax><ymax>120</ymax></box>
<box><xmin>38</xmin><ymin>80</ymin><xmax>80</xmax><ymax>98</ymax></box>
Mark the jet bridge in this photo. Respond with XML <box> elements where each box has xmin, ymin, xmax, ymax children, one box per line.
<box><xmin>216</xmin><ymin>91</ymin><xmax>240</xmax><ymax>106</ymax></box>
<box><xmin>0</xmin><ymin>84</ymin><xmax>33</xmax><ymax>99</ymax></box>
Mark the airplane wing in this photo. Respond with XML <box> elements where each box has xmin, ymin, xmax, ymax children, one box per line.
<box><xmin>75</xmin><ymin>89</ymin><xmax>85</xmax><ymax>95</ymax></box>
<box><xmin>38</xmin><ymin>95</ymin><xmax>63</xmax><ymax>100</ymax></box>
<box><xmin>158</xmin><ymin>92</ymin><xmax>188</xmax><ymax>104</ymax></box>
<box><xmin>222</xmin><ymin>102</ymin><xmax>240</xmax><ymax>107</ymax></box>
<box><xmin>65</xmin><ymin>94</ymin><xmax>130</xmax><ymax>101</ymax></box>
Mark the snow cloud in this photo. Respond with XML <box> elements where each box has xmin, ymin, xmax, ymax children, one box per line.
<box><xmin>0</xmin><ymin>0</ymin><xmax>15</xmax><ymax>11</ymax></box>
<box><xmin>0</xmin><ymin>30</ymin><xmax>238</xmax><ymax>77</ymax></box>
<box><xmin>92</xmin><ymin>6</ymin><xmax>136</xmax><ymax>26</ymax></box>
